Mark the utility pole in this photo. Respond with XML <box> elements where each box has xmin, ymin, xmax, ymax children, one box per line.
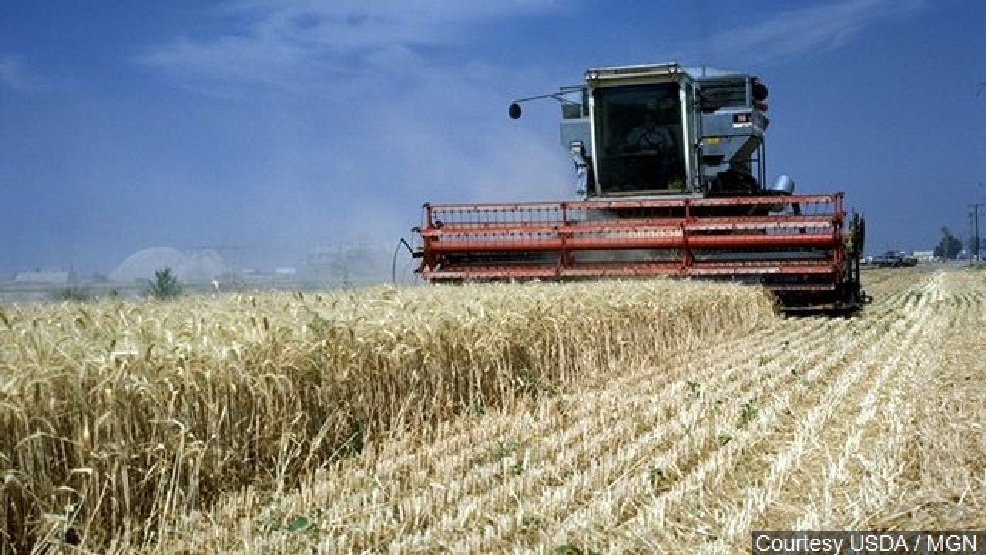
<box><xmin>970</xmin><ymin>203</ymin><xmax>983</xmax><ymax>265</ymax></box>
<box><xmin>973</xmin><ymin>181</ymin><xmax>986</xmax><ymax>264</ymax></box>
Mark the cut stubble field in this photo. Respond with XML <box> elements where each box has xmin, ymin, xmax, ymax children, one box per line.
<box><xmin>1</xmin><ymin>267</ymin><xmax>984</xmax><ymax>553</ymax></box>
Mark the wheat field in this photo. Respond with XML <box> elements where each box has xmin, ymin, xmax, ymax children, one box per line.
<box><xmin>2</xmin><ymin>268</ymin><xmax>985</xmax><ymax>553</ymax></box>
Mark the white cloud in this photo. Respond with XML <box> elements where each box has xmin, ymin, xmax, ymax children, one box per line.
<box><xmin>703</xmin><ymin>0</ymin><xmax>926</xmax><ymax>65</ymax></box>
<box><xmin>243</xmin><ymin>0</ymin><xmax>548</xmax><ymax>49</ymax></box>
<box><xmin>138</xmin><ymin>1</ymin><xmax>560</xmax><ymax>89</ymax></box>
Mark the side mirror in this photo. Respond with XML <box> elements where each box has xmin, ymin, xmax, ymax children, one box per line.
<box><xmin>508</xmin><ymin>103</ymin><xmax>522</xmax><ymax>119</ymax></box>
<box><xmin>752</xmin><ymin>82</ymin><xmax>769</xmax><ymax>102</ymax></box>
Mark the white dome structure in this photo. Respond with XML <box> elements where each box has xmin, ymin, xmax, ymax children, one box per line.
<box><xmin>110</xmin><ymin>247</ymin><xmax>188</xmax><ymax>283</ymax></box>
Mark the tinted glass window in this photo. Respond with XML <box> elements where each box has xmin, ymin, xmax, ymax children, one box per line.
<box><xmin>593</xmin><ymin>83</ymin><xmax>685</xmax><ymax>194</ymax></box>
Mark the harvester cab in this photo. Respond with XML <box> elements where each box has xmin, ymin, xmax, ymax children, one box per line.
<box><xmin>513</xmin><ymin>63</ymin><xmax>776</xmax><ymax>200</ymax></box>
<box><xmin>412</xmin><ymin>62</ymin><xmax>869</xmax><ymax>313</ymax></box>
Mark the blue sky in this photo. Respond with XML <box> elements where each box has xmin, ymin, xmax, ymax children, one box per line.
<box><xmin>2</xmin><ymin>0</ymin><xmax>984</xmax><ymax>276</ymax></box>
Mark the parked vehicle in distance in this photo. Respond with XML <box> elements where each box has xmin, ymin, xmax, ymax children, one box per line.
<box><xmin>870</xmin><ymin>250</ymin><xmax>918</xmax><ymax>267</ymax></box>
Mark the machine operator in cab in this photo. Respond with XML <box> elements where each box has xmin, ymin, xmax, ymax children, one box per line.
<box><xmin>621</xmin><ymin>108</ymin><xmax>681</xmax><ymax>190</ymax></box>
<box><xmin>625</xmin><ymin>112</ymin><xmax>675</xmax><ymax>154</ymax></box>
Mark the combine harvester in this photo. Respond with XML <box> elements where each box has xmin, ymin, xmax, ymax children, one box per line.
<box><xmin>410</xmin><ymin>62</ymin><xmax>869</xmax><ymax>312</ymax></box>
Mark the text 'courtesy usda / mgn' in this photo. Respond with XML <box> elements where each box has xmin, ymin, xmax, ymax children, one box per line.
<box><xmin>751</xmin><ymin>531</ymin><xmax>986</xmax><ymax>554</ymax></box>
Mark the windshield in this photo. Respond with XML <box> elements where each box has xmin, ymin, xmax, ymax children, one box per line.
<box><xmin>593</xmin><ymin>83</ymin><xmax>685</xmax><ymax>194</ymax></box>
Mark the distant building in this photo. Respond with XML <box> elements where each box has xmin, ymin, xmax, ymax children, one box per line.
<box><xmin>13</xmin><ymin>270</ymin><xmax>74</xmax><ymax>285</ymax></box>
<box><xmin>911</xmin><ymin>250</ymin><xmax>936</xmax><ymax>263</ymax></box>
